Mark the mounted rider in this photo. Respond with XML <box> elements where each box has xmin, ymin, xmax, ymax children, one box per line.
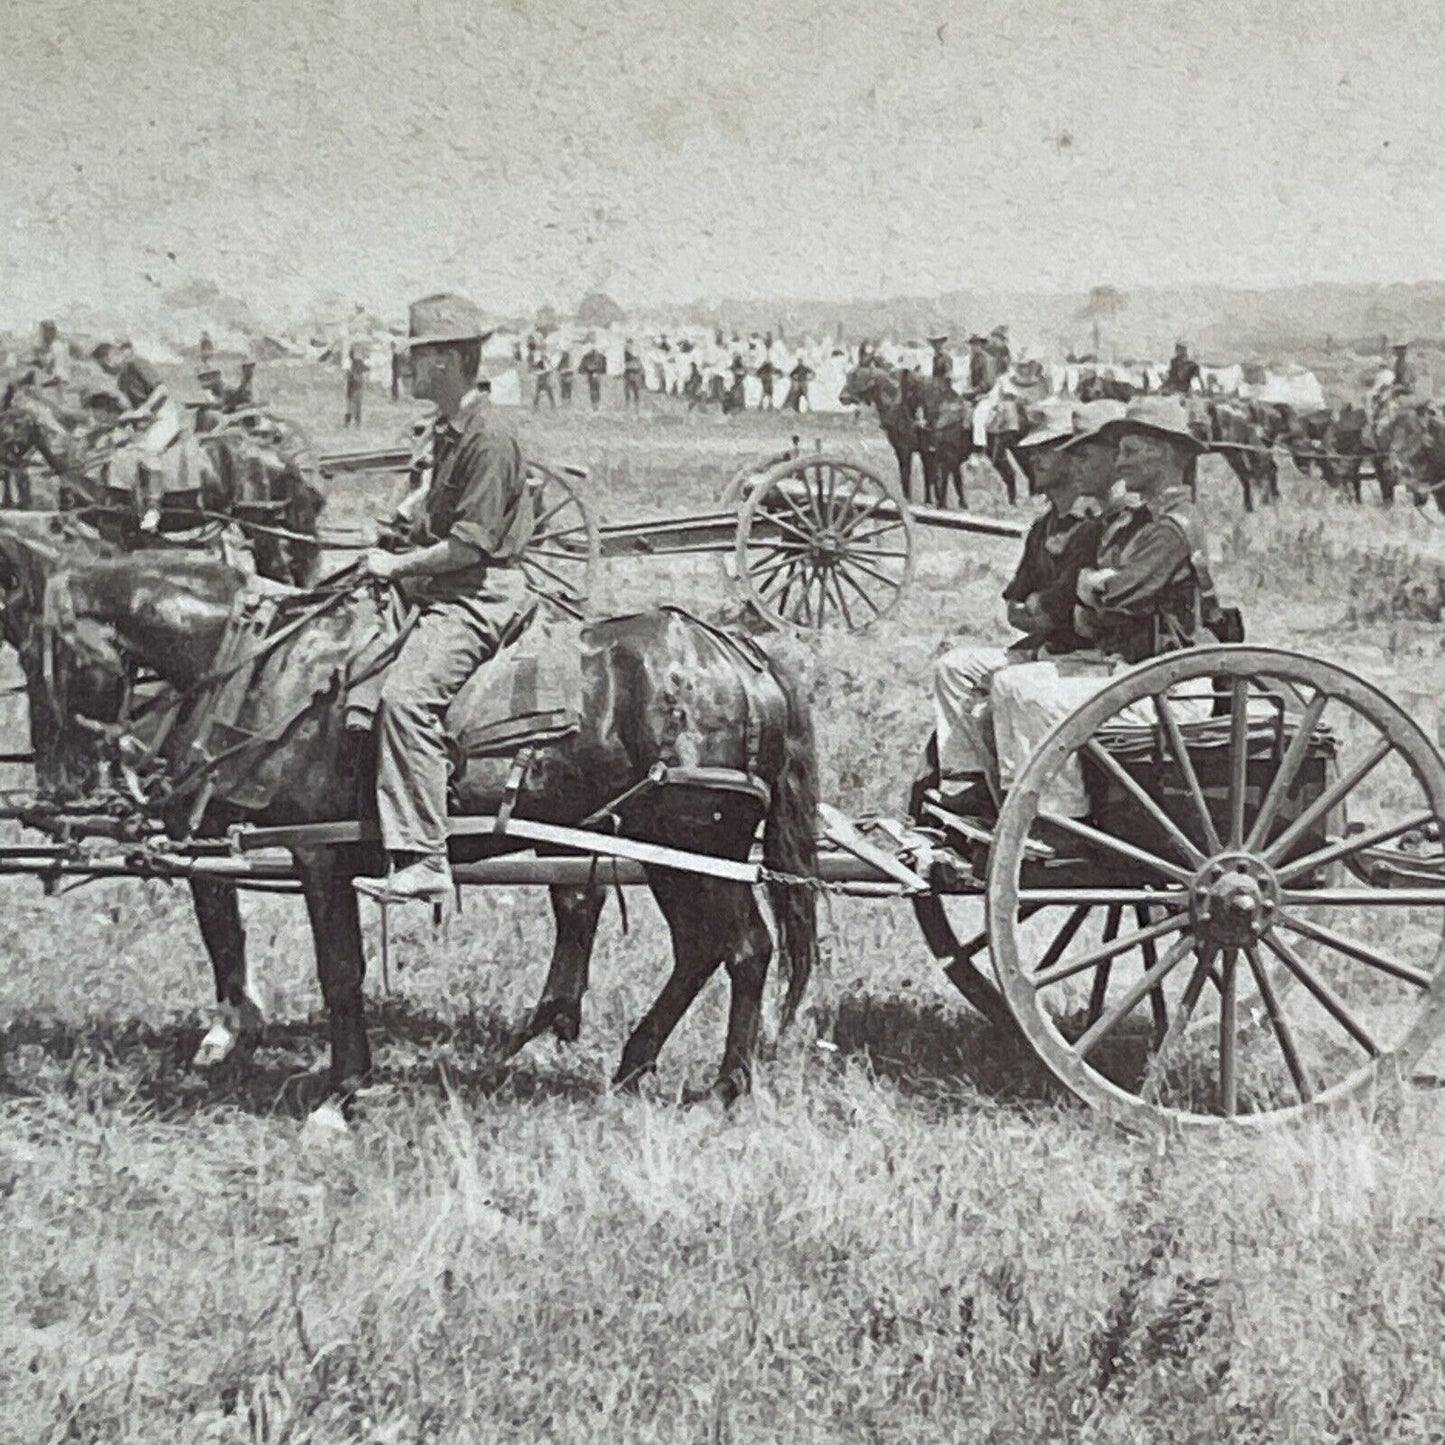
<box><xmin>927</xmin><ymin>333</ymin><xmax>954</xmax><ymax>386</ymax></box>
<box><xmin>1162</xmin><ymin>342</ymin><xmax>1202</xmax><ymax>396</ymax></box>
<box><xmin>92</xmin><ymin>339</ymin><xmax>194</xmax><ymax>534</ymax></box>
<box><xmin>354</xmin><ymin>297</ymin><xmax>537</xmax><ymax>903</ymax></box>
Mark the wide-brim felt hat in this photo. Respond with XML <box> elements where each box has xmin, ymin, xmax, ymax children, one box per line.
<box><xmin>990</xmin><ymin>326</ymin><xmax>1008</xmax><ymax>339</ymax></box>
<box><xmin>1017</xmin><ymin>400</ymin><xmax>1077</xmax><ymax>451</ymax></box>
<box><xmin>405</xmin><ymin>292</ymin><xmax>494</xmax><ymax>350</ymax></box>
<box><xmin>927</xmin><ymin>333</ymin><xmax>949</xmax><ymax>345</ymax></box>
<box><xmin>1061</xmin><ymin>398</ymin><xmax>1129</xmax><ymax>449</ymax></box>
<box><xmin>1096</xmin><ymin>395</ymin><xmax>1204</xmax><ymax>452</ymax></box>
<box><xmin>968</xmin><ymin>334</ymin><xmax>988</xmax><ymax>346</ymax></box>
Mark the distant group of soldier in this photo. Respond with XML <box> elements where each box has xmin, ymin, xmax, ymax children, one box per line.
<box><xmin>526</xmin><ymin>334</ymin><xmax>609</xmax><ymax>411</ymax></box>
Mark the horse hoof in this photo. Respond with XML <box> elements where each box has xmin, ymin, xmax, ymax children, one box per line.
<box><xmin>548</xmin><ymin>1001</ymin><xmax>582</xmax><ymax>1044</ymax></box>
<box><xmin>192</xmin><ymin>1019</ymin><xmax>238</xmax><ymax>1069</ymax></box>
<box><xmin>299</xmin><ymin>1099</ymin><xmax>353</xmax><ymax>1149</ymax></box>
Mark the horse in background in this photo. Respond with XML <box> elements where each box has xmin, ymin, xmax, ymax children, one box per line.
<box><xmin>0</xmin><ymin>383</ymin><xmax>324</xmax><ymax>586</ymax></box>
<box><xmin>1374</xmin><ymin>396</ymin><xmax>1445</xmax><ymax>511</ymax></box>
<box><xmin>839</xmin><ymin>363</ymin><xmax>920</xmax><ymax>500</ymax></box>
<box><xmin>899</xmin><ymin>369</ymin><xmax>973</xmax><ymax>507</ymax></box>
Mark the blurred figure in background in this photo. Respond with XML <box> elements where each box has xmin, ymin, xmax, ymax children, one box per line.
<box><xmin>345</xmin><ymin>345</ymin><xmax>367</xmax><ymax>427</ymax></box>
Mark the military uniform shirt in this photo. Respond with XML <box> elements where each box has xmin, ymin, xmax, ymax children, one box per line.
<box><xmin>408</xmin><ymin>396</ymin><xmax>532</xmax><ymax>601</ymax></box>
<box><xmin>116</xmin><ymin>357</ymin><xmax>164</xmax><ymax>410</ymax></box>
<box><xmin>1088</xmin><ymin>486</ymin><xmax>1204</xmax><ymax>658</ymax></box>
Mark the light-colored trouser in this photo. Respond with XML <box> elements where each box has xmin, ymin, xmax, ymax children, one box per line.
<box><xmin>108</xmin><ymin>426</ymin><xmax>200</xmax><ymax>516</ymax></box>
<box><xmin>933</xmin><ymin>644</ymin><xmax>1015</xmax><ymax>780</ymax></box>
<box><xmin>992</xmin><ymin>658</ymin><xmax>1212</xmax><ymax>817</ymax></box>
<box><xmin>376</xmin><ymin>589</ymin><xmax>531</xmax><ymax>857</ymax></box>
<box><xmin>936</xmin><ymin>651</ymin><xmax>1213</xmax><ymax>817</ymax></box>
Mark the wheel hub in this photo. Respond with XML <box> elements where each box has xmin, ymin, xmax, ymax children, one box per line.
<box><xmin>1190</xmin><ymin>851</ymin><xmax>1279</xmax><ymax>946</ymax></box>
<box><xmin>809</xmin><ymin>530</ymin><xmax>844</xmax><ymax>566</ymax></box>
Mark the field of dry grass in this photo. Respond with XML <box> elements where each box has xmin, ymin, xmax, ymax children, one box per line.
<box><xmin>6</xmin><ymin>364</ymin><xmax>1445</xmax><ymax>1442</ymax></box>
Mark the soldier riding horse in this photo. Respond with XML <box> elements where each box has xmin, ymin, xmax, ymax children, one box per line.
<box><xmin>0</xmin><ymin>381</ymin><xmax>324</xmax><ymax>586</ymax></box>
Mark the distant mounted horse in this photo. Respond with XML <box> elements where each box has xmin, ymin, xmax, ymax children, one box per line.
<box><xmin>1270</xmin><ymin>402</ymin><xmax>1380</xmax><ymax>503</ymax></box>
<box><xmin>1186</xmin><ymin>397</ymin><xmax>1280</xmax><ymax>512</ymax></box>
<box><xmin>839</xmin><ymin>364</ymin><xmax>919</xmax><ymax>500</ymax></box>
<box><xmin>899</xmin><ymin>369</ymin><xmax>974</xmax><ymax>507</ymax></box>
<box><xmin>14</xmin><ymin>551</ymin><xmax>820</xmax><ymax>1110</ymax></box>
<box><xmin>1375</xmin><ymin>397</ymin><xmax>1445</xmax><ymax>511</ymax></box>
<box><xmin>1074</xmin><ymin>372</ymin><xmax>1138</xmax><ymax>403</ymax></box>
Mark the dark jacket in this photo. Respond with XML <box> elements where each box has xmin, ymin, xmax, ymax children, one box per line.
<box><xmin>1002</xmin><ymin>506</ymin><xmax>1103</xmax><ymax>655</ymax></box>
<box><xmin>1085</xmin><ymin>486</ymin><xmax>1214</xmax><ymax>661</ymax></box>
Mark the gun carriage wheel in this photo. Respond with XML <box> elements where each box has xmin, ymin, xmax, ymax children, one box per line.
<box><xmin>520</xmin><ymin>462</ymin><xmax>600</xmax><ymax>618</ymax></box>
<box><xmin>730</xmin><ymin>453</ymin><xmax>916</xmax><ymax>631</ymax></box>
<box><xmin>972</xmin><ymin>646</ymin><xmax>1445</xmax><ymax>1128</ymax></box>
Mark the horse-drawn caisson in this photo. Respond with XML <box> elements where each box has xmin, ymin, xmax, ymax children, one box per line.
<box><xmin>3</xmin><ymin>335</ymin><xmax>1445</xmax><ymax>1136</ymax></box>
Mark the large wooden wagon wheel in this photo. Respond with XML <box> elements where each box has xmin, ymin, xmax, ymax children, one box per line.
<box><xmin>985</xmin><ymin>646</ymin><xmax>1445</xmax><ymax>1129</ymax></box>
<box><xmin>520</xmin><ymin>463</ymin><xmax>599</xmax><ymax>619</ymax></box>
<box><xmin>731</xmin><ymin>453</ymin><xmax>915</xmax><ymax>631</ymax></box>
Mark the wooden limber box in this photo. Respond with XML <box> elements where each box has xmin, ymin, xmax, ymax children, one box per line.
<box><xmin>1082</xmin><ymin>707</ymin><xmax>1338</xmax><ymax>866</ymax></box>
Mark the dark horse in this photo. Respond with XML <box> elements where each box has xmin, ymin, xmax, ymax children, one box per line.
<box><xmin>14</xmin><ymin>549</ymin><xmax>820</xmax><ymax>1108</ymax></box>
<box><xmin>0</xmin><ymin>383</ymin><xmax>324</xmax><ymax>587</ymax></box>
<box><xmin>1184</xmin><ymin>396</ymin><xmax>1280</xmax><ymax>513</ymax></box>
<box><xmin>900</xmin><ymin>369</ymin><xmax>973</xmax><ymax>508</ymax></box>
<box><xmin>839</xmin><ymin>364</ymin><xmax>921</xmax><ymax>500</ymax></box>
<box><xmin>1375</xmin><ymin>396</ymin><xmax>1445</xmax><ymax>511</ymax></box>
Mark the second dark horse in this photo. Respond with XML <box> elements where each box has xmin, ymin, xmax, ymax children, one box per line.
<box><xmin>18</xmin><ymin>551</ymin><xmax>820</xmax><ymax>1109</ymax></box>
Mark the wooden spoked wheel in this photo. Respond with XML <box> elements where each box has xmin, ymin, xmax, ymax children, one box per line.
<box><xmin>986</xmin><ymin>646</ymin><xmax>1445</xmax><ymax>1130</ymax></box>
<box><xmin>732</xmin><ymin>454</ymin><xmax>915</xmax><ymax>631</ymax></box>
<box><xmin>520</xmin><ymin>464</ymin><xmax>600</xmax><ymax>619</ymax></box>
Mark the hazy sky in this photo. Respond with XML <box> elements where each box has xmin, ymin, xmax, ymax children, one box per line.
<box><xmin>3</xmin><ymin>0</ymin><xmax>1441</xmax><ymax>325</ymax></box>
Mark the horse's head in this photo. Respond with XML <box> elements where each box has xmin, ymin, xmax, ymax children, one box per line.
<box><xmin>839</xmin><ymin>363</ymin><xmax>899</xmax><ymax>411</ymax></box>
<box><xmin>0</xmin><ymin>405</ymin><xmax>40</xmax><ymax>469</ymax></box>
<box><xmin>0</xmin><ymin>516</ymin><xmax>128</xmax><ymax>796</ymax></box>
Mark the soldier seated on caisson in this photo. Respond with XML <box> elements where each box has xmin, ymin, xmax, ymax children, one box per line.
<box><xmin>928</xmin><ymin>399</ymin><xmax>1123</xmax><ymax>820</ymax></box>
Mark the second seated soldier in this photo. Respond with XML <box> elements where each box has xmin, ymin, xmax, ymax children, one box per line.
<box><xmin>929</xmin><ymin>400</ymin><xmax>1119</xmax><ymax>817</ymax></box>
<box><xmin>354</xmin><ymin>307</ymin><xmax>537</xmax><ymax>903</ymax></box>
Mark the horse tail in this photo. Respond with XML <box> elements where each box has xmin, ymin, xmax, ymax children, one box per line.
<box><xmin>761</xmin><ymin>653</ymin><xmax>819</xmax><ymax>1031</ymax></box>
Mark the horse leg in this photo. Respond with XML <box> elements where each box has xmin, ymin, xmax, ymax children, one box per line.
<box><xmin>189</xmin><ymin>877</ymin><xmax>264</xmax><ymax>1068</ymax></box>
<box><xmin>615</xmin><ymin>872</ymin><xmax>773</xmax><ymax>1103</ymax></box>
<box><xmin>1228</xmin><ymin>453</ymin><xmax>1254</xmax><ymax>512</ymax></box>
<box><xmin>1261</xmin><ymin>454</ymin><xmax>1280</xmax><ymax>505</ymax></box>
<box><xmin>894</xmin><ymin>445</ymin><xmax>912</xmax><ymax>502</ymax></box>
<box><xmin>512</xmin><ymin>880</ymin><xmax>606</xmax><ymax>1049</ymax></box>
<box><xmin>295</xmin><ymin>846</ymin><xmax>371</xmax><ymax>1098</ymax></box>
<box><xmin>612</xmin><ymin>868</ymin><xmax>725</xmax><ymax>1093</ymax></box>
